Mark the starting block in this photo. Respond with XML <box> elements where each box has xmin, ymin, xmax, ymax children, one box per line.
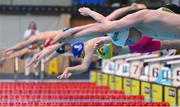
<box><xmin>96</xmin><ymin>71</ymin><xmax>103</xmax><ymax>85</ymax></box>
<box><xmin>164</xmin><ymin>85</ymin><xmax>178</xmax><ymax>106</ymax></box>
<box><xmin>151</xmin><ymin>83</ymin><xmax>163</xmax><ymax>102</ymax></box>
<box><xmin>102</xmin><ymin>60</ymin><xmax>115</xmax><ymax>87</ymax></box>
<box><xmin>144</xmin><ymin>55</ymin><xmax>180</xmax><ymax>83</ymax></box>
<box><xmin>123</xmin><ymin>77</ymin><xmax>132</xmax><ymax>94</ymax></box>
<box><xmin>115</xmin><ymin>75</ymin><xmax>123</xmax><ymax>90</ymax></box>
<box><xmin>103</xmin><ymin>53</ymin><xmax>140</xmax><ymax>90</ymax></box>
<box><xmin>112</xmin><ymin>53</ymin><xmax>140</xmax><ymax>93</ymax></box>
<box><xmin>101</xmin><ymin>72</ymin><xmax>109</xmax><ymax>86</ymax></box>
<box><xmin>113</xmin><ymin>53</ymin><xmax>141</xmax><ymax>77</ymax></box>
<box><xmin>97</xmin><ymin>53</ymin><xmax>180</xmax><ymax>106</ymax></box>
<box><xmin>144</xmin><ymin>55</ymin><xmax>180</xmax><ymax>105</ymax></box>
<box><xmin>125</xmin><ymin>54</ymin><xmax>159</xmax><ymax>95</ymax></box>
<box><xmin>141</xmin><ymin>80</ymin><xmax>152</xmax><ymax>101</ymax></box>
<box><xmin>166</xmin><ymin>60</ymin><xmax>180</xmax><ymax>87</ymax></box>
<box><xmin>108</xmin><ymin>74</ymin><xmax>116</xmax><ymax>89</ymax></box>
<box><xmin>126</xmin><ymin>54</ymin><xmax>159</xmax><ymax>79</ymax></box>
<box><xmin>90</xmin><ymin>70</ymin><xmax>97</xmax><ymax>83</ymax></box>
<box><xmin>165</xmin><ymin>60</ymin><xmax>180</xmax><ymax>106</ymax></box>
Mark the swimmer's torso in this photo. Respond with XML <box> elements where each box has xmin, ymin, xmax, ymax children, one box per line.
<box><xmin>135</xmin><ymin>10</ymin><xmax>180</xmax><ymax>40</ymax></box>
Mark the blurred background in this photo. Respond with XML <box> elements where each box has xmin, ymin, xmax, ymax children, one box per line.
<box><xmin>0</xmin><ymin>0</ymin><xmax>179</xmax><ymax>80</ymax></box>
<box><xmin>0</xmin><ymin>1</ymin><xmax>179</xmax><ymax>106</ymax></box>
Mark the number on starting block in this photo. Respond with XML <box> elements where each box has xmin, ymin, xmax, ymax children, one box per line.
<box><xmin>172</xmin><ymin>66</ymin><xmax>180</xmax><ymax>86</ymax></box>
<box><xmin>166</xmin><ymin>60</ymin><xmax>180</xmax><ymax>87</ymax></box>
<box><xmin>115</xmin><ymin>61</ymin><xmax>123</xmax><ymax>76</ymax></box>
<box><xmin>130</xmin><ymin>61</ymin><xmax>141</xmax><ymax>79</ymax></box>
<box><xmin>155</xmin><ymin>66</ymin><xmax>171</xmax><ymax>85</ymax></box>
<box><xmin>122</xmin><ymin>63</ymin><xmax>130</xmax><ymax>77</ymax></box>
<box><xmin>149</xmin><ymin>63</ymin><xmax>161</xmax><ymax>82</ymax></box>
<box><xmin>107</xmin><ymin>62</ymin><xmax>115</xmax><ymax>74</ymax></box>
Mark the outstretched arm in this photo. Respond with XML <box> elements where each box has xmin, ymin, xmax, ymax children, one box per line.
<box><xmin>79</xmin><ymin>3</ymin><xmax>146</xmax><ymax>23</ymax></box>
<box><xmin>4</xmin><ymin>31</ymin><xmax>60</xmax><ymax>55</ymax></box>
<box><xmin>44</xmin><ymin>44</ymin><xmax>67</xmax><ymax>62</ymax></box>
<box><xmin>106</xmin><ymin>3</ymin><xmax>146</xmax><ymax>21</ymax></box>
<box><xmin>51</xmin><ymin>23</ymin><xmax>99</xmax><ymax>44</ymax></box>
<box><xmin>44</xmin><ymin>50</ymin><xmax>59</xmax><ymax>63</ymax></box>
<box><xmin>74</xmin><ymin>10</ymin><xmax>147</xmax><ymax>38</ymax></box>
<box><xmin>52</xmin><ymin>4</ymin><xmax>146</xmax><ymax>46</ymax></box>
<box><xmin>79</xmin><ymin>7</ymin><xmax>107</xmax><ymax>23</ymax></box>
<box><xmin>58</xmin><ymin>43</ymin><xmax>94</xmax><ymax>79</ymax></box>
<box><xmin>27</xmin><ymin>43</ymin><xmax>63</xmax><ymax>66</ymax></box>
<box><xmin>7</xmin><ymin>48</ymin><xmax>33</xmax><ymax>59</ymax></box>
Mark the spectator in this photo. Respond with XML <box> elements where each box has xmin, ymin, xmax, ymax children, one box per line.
<box><xmin>24</xmin><ymin>21</ymin><xmax>40</xmax><ymax>76</ymax></box>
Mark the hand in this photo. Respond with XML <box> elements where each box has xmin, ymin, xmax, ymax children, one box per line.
<box><xmin>57</xmin><ymin>68</ymin><xmax>72</xmax><ymax>79</ymax></box>
<box><xmin>30</xmin><ymin>44</ymin><xmax>59</xmax><ymax>66</ymax></box>
<box><xmin>94</xmin><ymin>40</ymin><xmax>104</xmax><ymax>50</ymax></box>
<box><xmin>3</xmin><ymin>48</ymin><xmax>16</xmax><ymax>56</ymax></box>
<box><xmin>27</xmin><ymin>51</ymin><xmax>42</xmax><ymax>67</ymax></box>
<box><xmin>34</xmin><ymin>61</ymin><xmax>40</xmax><ymax>68</ymax></box>
<box><xmin>79</xmin><ymin>7</ymin><xmax>91</xmax><ymax>16</ymax></box>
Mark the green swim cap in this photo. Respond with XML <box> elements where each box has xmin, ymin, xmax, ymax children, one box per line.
<box><xmin>96</xmin><ymin>44</ymin><xmax>113</xmax><ymax>59</ymax></box>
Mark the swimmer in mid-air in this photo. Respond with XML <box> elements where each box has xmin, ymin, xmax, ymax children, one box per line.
<box><xmin>43</xmin><ymin>4</ymin><xmax>180</xmax><ymax>60</ymax></box>
<box><xmin>27</xmin><ymin>3</ymin><xmax>148</xmax><ymax>65</ymax></box>
<box><xmin>29</xmin><ymin>4</ymin><xmax>180</xmax><ymax>79</ymax></box>
<box><xmin>52</xmin><ymin>4</ymin><xmax>180</xmax><ymax>47</ymax></box>
<box><xmin>57</xmin><ymin>4</ymin><xmax>180</xmax><ymax>79</ymax></box>
<box><xmin>29</xmin><ymin>35</ymin><xmax>180</xmax><ymax>79</ymax></box>
<box><xmin>0</xmin><ymin>38</ymin><xmax>52</xmax><ymax>67</ymax></box>
<box><xmin>4</xmin><ymin>3</ymin><xmax>147</xmax><ymax>58</ymax></box>
<box><xmin>83</xmin><ymin>6</ymin><xmax>180</xmax><ymax>40</ymax></box>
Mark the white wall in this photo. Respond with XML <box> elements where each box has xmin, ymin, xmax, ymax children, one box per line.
<box><xmin>0</xmin><ymin>14</ymin><xmax>67</xmax><ymax>49</ymax></box>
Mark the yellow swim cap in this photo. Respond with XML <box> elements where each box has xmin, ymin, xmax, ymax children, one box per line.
<box><xmin>96</xmin><ymin>44</ymin><xmax>113</xmax><ymax>59</ymax></box>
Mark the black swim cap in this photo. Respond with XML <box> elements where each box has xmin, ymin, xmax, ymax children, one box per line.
<box><xmin>56</xmin><ymin>43</ymin><xmax>66</xmax><ymax>54</ymax></box>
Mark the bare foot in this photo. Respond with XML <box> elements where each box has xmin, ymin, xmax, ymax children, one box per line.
<box><xmin>131</xmin><ymin>3</ymin><xmax>147</xmax><ymax>10</ymax></box>
<box><xmin>79</xmin><ymin>7</ymin><xmax>91</xmax><ymax>16</ymax></box>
